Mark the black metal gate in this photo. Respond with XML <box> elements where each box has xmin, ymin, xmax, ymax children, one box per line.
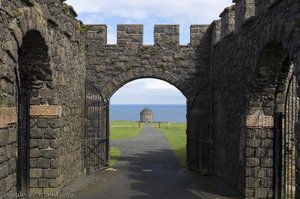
<box><xmin>84</xmin><ymin>80</ymin><xmax>109</xmax><ymax>174</ymax></box>
<box><xmin>17</xmin><ymin>80</ymin><xmax>30</xmax><ymax>194</ymax></box>
<box><xmin>187</xmin><ymin>86</ymin><xmax>213</xmax><ymax>174</ymax></box>
<box><xmin>274</xmin><ymin>72</ymin><xmax>298</xmax><ymax>199</ymax></box>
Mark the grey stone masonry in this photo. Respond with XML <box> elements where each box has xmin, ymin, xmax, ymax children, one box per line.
<box><xmin>86</xmin><ymin>24</ymin><xmax>211</xmax><ymax>99</ymax></box>
<box><xmin>0</xmin><ymin>0</ymin><xmax>299</xmax><ymax>198</ymax></box>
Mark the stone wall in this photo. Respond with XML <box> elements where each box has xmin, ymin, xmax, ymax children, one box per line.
<box><xmin>0</xmin><ymin>0</ymin><xmax>299</xmax><ymax>198</ymax></box>
<box><xmin>211</xmin><ymin>0</ymin><xmax>300</xmax><ymax>198</ymax></box>
<box><xmin>0</xmin><ymin>0</ymin><xmax>86</xmax><ymax>195</ymax></box>
<box><xmin>85</xmin><ymin>24</ymin><xmax>211</xmax><ymax>99</ymax></box>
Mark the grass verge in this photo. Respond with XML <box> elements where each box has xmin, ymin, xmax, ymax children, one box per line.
<box><xmin>110</xmin><ymin>121</ymin><xmax>144</xmax><ymax>140</ymax></box>
<box><xmin>109</xmin><ymin>147</ymin><xmax>121</xmax><ymax>167</ymax></box>
<box><xmin>153</xmin><ymin>122</ymin><xmax>187</xmax><ymax>167</ymax></box>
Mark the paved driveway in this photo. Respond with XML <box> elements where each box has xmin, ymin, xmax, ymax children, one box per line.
<box><xmin>65</xmin><ymin>124</ymin><xmax>240</xmax><ymax>199</ymax></box>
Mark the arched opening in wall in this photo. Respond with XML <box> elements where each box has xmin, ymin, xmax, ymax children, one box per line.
<box><xmin>83</xmin><ymin>77</ymin><xmax>239</xmax><ymax>197</ymax></box>
<box><xmin>84</xmin><ymin>78</ymin><xmax>187</xmax><ymax>168</ymax></box>
<box><xmin>17</xmin><ymin>30</ymin><xmax>51</xmax><ymax>194</ymax></box>
<box><xmin>248</xmin><ymin>42</ymin><xmax>297</xmax><ymax>198</ymax></box>
<box><xmin>110</xmin><ymin>78</ymin><xmax>187</xmax><ymax>186</ymax></box>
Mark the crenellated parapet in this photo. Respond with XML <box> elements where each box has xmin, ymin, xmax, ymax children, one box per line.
<box><xmin>154</xmin><ymin>25</ymin><xmax>180</xmax><ymax>46</ymax></box>
<box><xmin>211</xmin><ymin>0</ymin><xmax>285</xmax><ymax>45</ymax></box>
<box><xmin>190</xmin><ymin>25</ymin><xmax>210</xmax><ymax>47</ymax></box>
<box><xmin>117</xmin><ymin>24</ymin><xmax>143</xmax><ymax>47</ymax></box>
<box><xmin>234</xmin><ymin>0</ymin><xmax>255</xmax><ymax>30</ymax></box>
<box><xmin>219</xmin><ymin>5</ymin><xmax>236</xmax><ymax>38</ymax></box>
<box><xmin>85</xmin><ymin>24</ymin><xmax>213</xmax><ymax>49</ymax></box>
<box><xmin>212</xmin><ymin>20</ymin><xmax>221</xmax><ymax>45</ymax></box>
<box><xmin>86</xmin><ymin>25</ymin><xmax>108</xmax><ymax>44</ymax></box>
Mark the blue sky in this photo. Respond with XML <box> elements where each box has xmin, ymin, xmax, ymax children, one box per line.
<box><xmin>66</xmin><ymin>0</ymin><xmax>233</xmax><ymax>104</ymax></box>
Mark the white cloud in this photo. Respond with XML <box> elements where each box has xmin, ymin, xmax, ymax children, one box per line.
<box><xmin>65</xmin><ymin>0</ymin><xmax>233</xmax><ymax>104</ymax></box>
<box><xmin>110</xmin><ymin>79</ymin><xmax>185</xmax><ymax>104</ymax></box>
<box><xmin>66</xmin><ymin>0</ymin><xmax>233</xmax><ymax>24</ymax></box>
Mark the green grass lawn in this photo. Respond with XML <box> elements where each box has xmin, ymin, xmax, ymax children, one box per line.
<box><xmin>109</xmin><ymin>121</ymin><xmax>144</xmax><ymax>167</ymax></box>
<box><xmin>110</xmin><ymin>121</ymin><xmax>144</xmax><ymax>140</ymax></box>
<box><xmin>153</xmin><ymin>122</ymin><xmax>187</xmax><ymax>167</ymax></box>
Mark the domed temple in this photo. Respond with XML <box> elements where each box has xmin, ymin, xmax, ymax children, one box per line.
<box><xmin>140</xmin><ymin>107</ymin><xmax>154</xmax><ymax>122</ymax></box>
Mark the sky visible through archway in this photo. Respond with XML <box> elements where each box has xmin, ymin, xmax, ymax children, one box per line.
<box><xmin>66</xmin><ymin>0</ymin><xmax>232</xmax><ymax>105</ymax></box>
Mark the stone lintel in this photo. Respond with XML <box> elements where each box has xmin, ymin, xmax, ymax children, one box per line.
<box><xmin>30</xmin><ymin>105</ymin><xmax>62</xmax><ymax>119</ymax></box>
<box><xmin>246</xmin><ymin>110</ymin><xmax>274</xmax><ymax>128</ymax></box>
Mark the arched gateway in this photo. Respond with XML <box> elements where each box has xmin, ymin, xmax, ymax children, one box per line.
<box><xmin>0</xmin><ymin>0</ymin><xmax>299</xmax><ymax>198</ymax></box>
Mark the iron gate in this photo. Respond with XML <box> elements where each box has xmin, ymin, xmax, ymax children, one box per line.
<box><xmin>84</xmin><ymin>80</ymin><xmax>109</xmax><ymax>174</ymax></box>
<box><xmin>187</xmin><ymin>86</ymin><xmax>213</xmax><ymax>174</ymax></box>
<box><xmin>274</xmin><ymin>71</ymin><xmax>298</xmax><ymax>199</ymax></box>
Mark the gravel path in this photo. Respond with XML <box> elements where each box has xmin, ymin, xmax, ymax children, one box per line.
<box><xmin>63</xmin><ymin>124</ymin><xmax>239</xmax><ymax>199</ymax></box>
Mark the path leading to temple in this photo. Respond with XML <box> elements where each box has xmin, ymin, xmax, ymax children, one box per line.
<box><xmin>66</xmin><ymin>124</ymin><xmax>239</xmax><ymax>199</ymax></box>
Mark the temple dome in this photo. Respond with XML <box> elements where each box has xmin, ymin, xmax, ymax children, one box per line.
<box><xmin>140</xmin><ymin>107</ymin><xmax>153</xmax><ymax>122</ymax></box>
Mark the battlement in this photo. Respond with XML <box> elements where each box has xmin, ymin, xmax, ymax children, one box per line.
<box><xmin>211</xmin><ymin>0</ymin><xmax>283</xmax><ymax>45</ymax></box>
<box><xmin>85</xmin><ymin>0</ymin><xmax>283</xmax><ymax>48</ymax></box>
<box><xmin>86</xmin><ymin>24</ymin><xmax>210</xmax><ymax>48</ymax></box>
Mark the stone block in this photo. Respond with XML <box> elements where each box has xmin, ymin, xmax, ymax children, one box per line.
<box><xmin>8</xmin><ymin>158</ymin><xmax>16</xmax><ymax>174</ymax></box>
<box><xmin>36</xmin><ymin>119</ymin><xmax>49</xmax><ymax>128</ymax></box>
<box><xmin>30</xmin><ymin>158</ymin><xmax>38</xmax><ymax>168</ymax></box>
<box><xmin>254</xmin><ymin>188</ymin><xmax>272</xmax><ymax>198</ymax></box>
<box><xmin>29</xmin><ymin>188</ymin><xmax>43</xmax><ymax>194</ymax></box>
<box><xmin>0</xmin><ymin>108</ymin><xmax>17</xmax><ymax>128</ymax></box>
<box><xmin>0</xmin><ymin>128</ymin><xmax>9</xmax><ymax>146</ymax></box>
<box><xmin>49</xmin><ymin>139</ymin><xmax>60</xmax><ymax>149</ymax></box>
<box><xmin>246</xmin><ymin>110</ymin><xmax>274</xmax><ymax>128</ymax></box>
<box><xmin>30</xmin><ymin>148</ymin><xmax>41</xmax><ymax>158</ymax></box>
<box><xmin>43</xmin><ymin>187</ymin><xmax>60</xmax><ymax>194</ymax></box>
<box><xmin>246</xmin><ymin>148</ymin><xmax>255</xmax><ymax>157</ymax></box>
<box><xmin>38</xmin><ymin>139</ymin><xmax>49</xmax><ymax>149</ymax></box>
<box><xmin>0</xmin><ymin>161</ymin><xmax>8</xmax><ymax>179</ymax></box>
<box><xmin>256</xmin><ymin>148</ymin><xmax>273</xmax><ymax>158</ymax></box>
<box><xmin>44</xmin><ymin>129</ymin><xmax>59</xmax><ymax>139</ymax></box>
<box><xmin>30</xmin><ymin>105</ymin><xmax>62</xmax><ymax>119</ymax></box>
<box><xmin>50</xmin><ymin>159</ymin><xmax>59</xmax><ymax>169</ymax></box>
<box><xmin>30</xmin><ymin>128</ymin><xmax>44</xmax><ymax>139</ymax></box>
<box><xmin>246</xmin><ymin>177</ymin><xmax>259</xmax><ymax>188</ymax></box>
<box><xmin>29</xmin><ymin>178</ymin><xmax>38</xmax><ymax>188</ymax></box>
<box><xmin>261</xmin><ymin>158</ymin><xmax>273</xmax><ymax>168</ymax></box>
<box><xmin>260</xmin><ymin>177</ymin><xmax>273</xmax><ymax>188</ymax></box>
<box><xmin>30</xmin><ymin>139</ymin><xmax>38</xmax><ymax>148</ymax></box>
<box><xmin>245</xmin><ymin>188</ymin><xmax>254</xmax><ymax>197</ymax></box>
<box><xmin>254</xmin><ymin>168</ymin><xmax>267</xmax><ymax>178</ymax></box>
<box><xmin>247</xmin><ymin>138</ymin><xmax>261</xmax><ymax>148</ymax></box>
<box><xmin>0</xmin><ymin>146</ymin><xmax>7</xmax><ymax>163</ymax></box>
<box><xmin>42</xmin><ymin>149</ymin><xmax>57</xmax><ymax>159</ymax></box>
<box><xmin>38</xmin><ymin>178</ymin><xmax>49</xmax><ymax>188</ymax></box>
<box><xmin>29</xmin><ymin>168</ymin><xmax>43</xmax><ymax>178</ymax></box>
<box><xmin>8</xmin><ymin>128</ymin><xmax>17</xmax><ymax>144</ymax></box>
<box><xmin>49</xmin><ymin>119</ymin><xmax>62</xmax><ymax>129</ymax></box>
<box><xmin>246</xmin><ymin>158</ymin><xmax>260</xmax><ymax>167</ymax></box>
<box><xmin>44</xmin><ymin>169</ymin><xmax>59</xmax><ymax>179</ymax></box>
<box><xmin>37</xmin><ymin>158</ymin><xmax>51</xmax><ymax>169</ymax></box>
<box><xmin>261</xmin><ymin>139</ymin><xmax>273</xmax><ymax>148</ymax></box>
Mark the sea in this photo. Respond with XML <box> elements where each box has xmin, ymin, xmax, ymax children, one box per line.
<box><xmin>110</xmin><ymin>104</ymin><xmax>186</xmax><ymax>122</ymax></box>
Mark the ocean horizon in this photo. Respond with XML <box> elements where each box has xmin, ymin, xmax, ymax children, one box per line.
<box><xmin>110</xmin><ymin>104</ymin><xmax>186</xmax><ymax>122</ymax></box>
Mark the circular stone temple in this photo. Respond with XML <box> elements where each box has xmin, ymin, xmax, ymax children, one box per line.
<box><xmin>140</xmin><ymin>107</ymin><xmax>154</xmax><ymax>122</ymax></box>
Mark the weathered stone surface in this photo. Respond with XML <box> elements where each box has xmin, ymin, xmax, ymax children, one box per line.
<box><xmin>246</xmin><ymin>110</ymin><xmax>274</xmax><ymax>128</ymax></box>
<box><xmin>0</xmin><ymin>108</ymin><xmax>17</xmax><ymax>128</ymax></box>
<box><xmin>30</xmin><ymin>105</ymin><xmax>62</xmax><ymax>119</ymax></box>
<box><xmin>0</xmin><ymin>0</ymin><xmax>298</xmax><ymax>198</ymax></box>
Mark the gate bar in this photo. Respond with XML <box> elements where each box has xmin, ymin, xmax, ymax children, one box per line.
<box><xmin>274</xmin><ymin>112</ymin><xmax>282</xmax><ymax>199</ymax></box>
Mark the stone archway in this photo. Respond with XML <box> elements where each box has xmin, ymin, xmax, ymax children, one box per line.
<box><xmin>17</xmin><ymin>29</ymin><xmax>52</xmax><ymax>194</ymax></box>
<box><xmin>244</xmin><ymin>42</ymin><xmax>299</xmax><ymax>198</ymax></box>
